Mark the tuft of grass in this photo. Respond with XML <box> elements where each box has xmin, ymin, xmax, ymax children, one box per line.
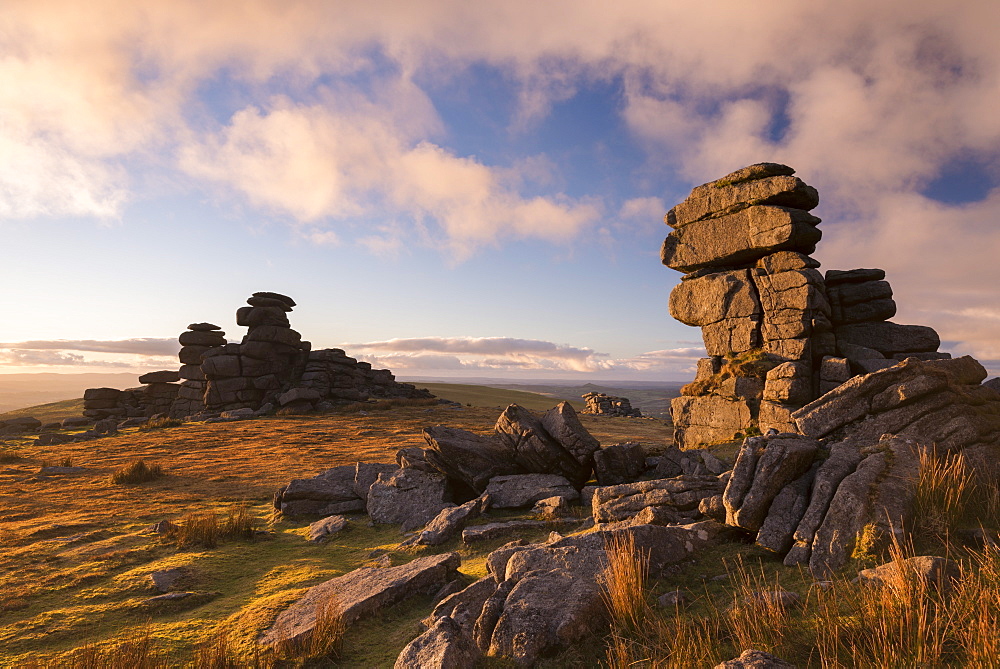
<box><xmin>0</xmin><ymin>449</ymin><xmax>23</xmax><ymax>463</ymax></box>
<box><xmin>110</xmin><ymin>459</ymin><xmax>164</xmax><ymax>485</ymax></box>
<box><xmin>41</xmin><ymin>624</ymin><xmax>166</xmax><ymax>668</ymax></box>
<box><xmin>174</xmin><ymin>511</ymin><xmax>220</xmax><ymax>549</ymax></box>
<box><xmin>138</xmin><ymin>417</ymin><xmax>183</xmax><ymax>431</ymax></box>
<box><xmin>220</xmin><ymin>502</ymin><xmax>258</xmax><ymax>540</ymax></box>
<box><xmin>275</xmin><ymin>598</ymin><xmax>346</xmax><ymax>662</ymax></box>
<box><xmin>601</xmin><ymin>532</ymin><xmax>651</xmax><ymax>630</ymax></box>
<box><xmin>914</xmin><ymin>448</ymin><xmax>975</xmax><ymax>543</ymax></box>
<box><xmin>173</xmin><ymin>504</ymin><xmax>259</xmax><ymax>549</ymax></box>
<box><xmin>193</xmin><ymin>627</ymin><xmax>265</xmax><ymax>669</ymax></box>
<box><xmin>41</xmin><ymin>456</ymin><xmax>74</xmax><ymax>468</ymax></box>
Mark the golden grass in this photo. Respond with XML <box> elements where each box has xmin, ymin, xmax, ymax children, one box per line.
<box><xmin>0</xmin><ymin>404</ymin><xmax>671</xmax><ymax>667</ymax></box>
<box><xmin>109</xmin><ymin>459</ymin><xmax>164</xmax><ymax>485</ymax></box>
<box><xmin>138</xmin><ymin>417</ymin><xmax>183</xmax><ymax>431</ymax></box>
<box><xmin>601</xmin><ymin>532</ymin><xmax>650</xmax><ymax>630</ymax></box>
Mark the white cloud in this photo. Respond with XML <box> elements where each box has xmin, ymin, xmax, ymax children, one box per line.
<box><xmin>0</xmin><ymin>338</ymin><xmax>180</xmax><ymax>356</ymax></box>
<box><xmin>349</xmin><ymin>336</ymin><xmax>703</xmax><ymax>379</ymax></box>
<box><xmin>4</xmin><ymin>0</ymin><xmax>1000</xmax><ymax>358</ymax></box>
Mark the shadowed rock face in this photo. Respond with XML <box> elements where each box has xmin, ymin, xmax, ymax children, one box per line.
<box><xmin>662</xmin><ymin>163</ymin><xmax>950</xmax><ymax>449</ymax></box>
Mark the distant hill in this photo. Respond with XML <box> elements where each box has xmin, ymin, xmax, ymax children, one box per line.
<box><xmin>486</xmin><ymin>382</ymin><xmax>683</xmax><ymax>420</ymax></box>
<box><xmin>415</xmin><ymin>383</ymin><xmax>585</xmax><ymax>412</ymax></box>
<box><xmin>0</xmin><ymin>373</ymin><xmax>138</xmax><ymax>413</ymax></box>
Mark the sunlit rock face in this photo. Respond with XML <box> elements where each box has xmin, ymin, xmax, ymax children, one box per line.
<box><xmin>662</xmin><ymin>163</ymin><xmax>948</xmax><ymax>447</ymax></box>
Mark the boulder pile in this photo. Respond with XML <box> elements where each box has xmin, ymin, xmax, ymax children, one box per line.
<box><xmin>663</xmin><ymin>163</ymin><xmax>949</xmax><ymax>447</ymax></box>
<box><xmin>83</xmin><ymin>292</ymin><xmax>432</xmax><ymax>420</ymax></box>
<box><xmin>581</xmin><ymin>391</ymin><xmax>642</xmax><ymax>417</ymax></box>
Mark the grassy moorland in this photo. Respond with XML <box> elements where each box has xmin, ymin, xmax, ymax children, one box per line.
<box><xmin>2</xmin><ymin>396</ymin><xmax>997</xmax><ymax>667</ymax></box>
<box><xmin>0</xmin><ymin>401</ymin><xmax>672</xmax><ymax>667</ymax></box>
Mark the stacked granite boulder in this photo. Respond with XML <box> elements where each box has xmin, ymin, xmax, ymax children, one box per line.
<box><xmin>581</xmin><ymin>392</ymin><xmax>642</xmax><ymax>417</ymax></box>
<box><xmin>664</xmin><ymin>163</ymin><xmax>947</xmax><ymax>447</ymax></box>
<box><xmin>83</xmin><ymin>292</ymin><xmax>432</xmax><ymax>420</ymax></box>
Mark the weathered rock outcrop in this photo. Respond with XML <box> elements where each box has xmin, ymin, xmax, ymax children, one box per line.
<box><xmin>86</xmin><ymin>293</ymin><xmax>432</xmax><ymax>420</ymax></box>
<box><xmin>581</xmin><ymin>392</ymin><xmax>641</xmax><ymax>417</ymax></box>
<box><xmin>663</xmin><ymin>164</ymin><xmax>950</xmax><ymax>448</ymax></box>
<box><xmin>417</xmin><ymin>402</ymin><xmax>600</xmax><ymax>492</ymax></box>
<box><xmin>404</xmin><ymin>522</ymin><xmax>723</xmax><ymax>667</ymax></box>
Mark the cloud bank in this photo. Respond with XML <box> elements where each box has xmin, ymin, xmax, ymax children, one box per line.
<box><xmin>3</xmin><ymin>1</ymin><xmax>1000</xmax><ymax>361</ymax></box>
<box><xmin>349</xmin><ymin>336</ymin><xmax>702</xmax><ymax>379</ymax></box>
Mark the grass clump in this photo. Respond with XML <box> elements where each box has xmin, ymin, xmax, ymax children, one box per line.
<box><xmin>0</xmin><ymin>449</ymin><xmax>23</xmax><ymax>463</ymax></box>
<box><xmin>174</xmin><ymin>503</ymin><xmax>260</xmax><ymax>549</ymax></box>
<box><xmin>275</xmin><ymin>598</ymin><xmax>346</xmax><ymax>663</ymax></box>
<box><xmin>41</xmin><ymin>456</ymin><xmax>74</xmax><ymax>468</ymax></box>
<box><xmin>138</xmin><ymin>417</ymin><xmax>183</xmax><ymax>431</ymax></box>
<box><xmin>681</xmin><ymin>349</ymin><xmax>777</xmax><ymax>398</ymax></box>
<box><xmin>110</xmin><ymin>459</ymin><xmax>164</xmax><ymax>485</ymax></box>
<box><xmin>914</xmin><ymin>448</ymin><xmax>975</xmax><ymax>543</ymax></box>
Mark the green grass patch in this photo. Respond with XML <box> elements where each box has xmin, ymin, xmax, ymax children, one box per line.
<box><xmin>416</xmin><ymin>383</ymin><xmax>583</xmax><ymax>412</ymax></box>
<box><xmin>0</xmin><ymin>398</ymin><xmax>85</xmax><ymax>424</ymax></box>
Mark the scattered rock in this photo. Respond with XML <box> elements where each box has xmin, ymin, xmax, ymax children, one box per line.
<box><xmin>715</xmin><ymin>648</ymin><xmax>798</xmax><ymax>668</ymax></box>
<box><xmin>856</xmin><ymin>556</ymin><xmax>960</xmax><ymax>592</ymax></box>
<box><xmin>306</xmin><ymin>515</ymin><xmax>348</xmax><ymax>543</ymax></box>
<box><xmin>658</xmin><ymin>590</ymin><xmax>688</xmax><ymax>608</ymax></box>
<box><xmin>150</xmin><ymin>568</ymin><xmax>187</xmax><ymax>593</ymax></box>
<box><xmin>461</xmin><ymin>518</ymin><xmax>583</xmax><ymax>544</ymax></box>
<box><xmin>531</xmin><ymin>496</ymin><xmax>572</xmax><ymax>519</ymax></box>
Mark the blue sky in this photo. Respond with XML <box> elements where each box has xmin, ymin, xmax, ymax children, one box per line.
<box><xmin>2</xmin><ymin>1</ymin><xmax>1000</xmax><ymax>381</ymax></box>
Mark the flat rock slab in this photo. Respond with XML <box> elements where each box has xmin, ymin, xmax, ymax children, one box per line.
<box><xmin>260</xmin><ymin>552</ymin><xmax>461</xmax><ymax>650</ymax></box>
<box><xmin>462</xmin><ymin>518</ymin><xmax>585</xmax><ymax>544</ymax></box>
<box><xmin>485</xmin><ymin>473</ymin><xmax>578</xmax><ymax>509</ymax></box>
<box><xmin>150</xmin><ymin>568</ymin><xmax>187</xmax><ymax>593</ymax></box>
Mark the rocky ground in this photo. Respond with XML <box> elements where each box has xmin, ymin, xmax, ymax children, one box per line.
<box><xmin>0</xmin><ymin>403</ymin><xmax>674</xmax><ymax>666</ymax></box>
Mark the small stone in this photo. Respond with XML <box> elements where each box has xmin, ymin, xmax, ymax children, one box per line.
<box><xmin>658</xmin><ymin>590</ymin><xmax>687</xmax><ymax>608</ymax></box>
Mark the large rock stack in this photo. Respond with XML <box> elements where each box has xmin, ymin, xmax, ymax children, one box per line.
<box><xmin>85</xmin><ymin>292</ymin><xmax>432</xmax><ymax>420</ymax></box>
<box><xmin>581</xmin><ymin>392</ymin><xmax>642</xmax><ymax>417</ymax></box>
<box><xmin>663</xmin><ymin>163</ymin><xmax>947</xmax><ymax>447</ymax></box>
<box><xmin>171</xmin><ymin>323</ymin><xmax>227</xmax><ymax>416</ymax></box>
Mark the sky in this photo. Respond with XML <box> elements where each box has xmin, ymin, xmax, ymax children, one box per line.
<box><xmin>2</xmin><ymin>0</ymin><xmax>1000</xmax><ymax>382</ymax></box>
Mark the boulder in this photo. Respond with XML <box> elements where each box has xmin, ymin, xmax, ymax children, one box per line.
<box><xmin>412</xmin><ymin>496</ymin><xmax>489</xmax><ymax>546</ymax></box>
<box><xmin>484</xmin><ymin>474</ymin><xmax>578</xmax><ymax>509</ymax></box>
<box><xmin>532</xmin><ymin>496</ymin><xmax>572</xmax><ymax>519</ymax></box>
<box><xmin>592</xmin><ymin>442</ymin><xmax>646</xmax><ymax>485</ymax></box>
<box><xmin>178</xmin><ymin>330</ymin><xmax>226</xmax><ymax>347</ymax></box>
<box><xmin>661</xmin><ymin>205</ymin><xmax>822</xmax><ymax>273</ymax></box>
<box><xmin>715</xmin><ymin>649</ymin><xmax>797</xmax><ymax>668</ymax></box>
<box><xmin>669</xmin><ymin>269</ymin><xmax>761</xmax><ymax>327</ymax></box>
<box><xmin>278</xmin><ymin>387</ymin><xmax>321</xmax><ymax>406</ymax></box>
<box><xmin>724</xmin><ymin>434</ymin><xmax>818</xmax><ymax>532</ymax></box>
<box><xmin>422</xmin><ymin>426</ymin><xmax>522</xmax><ymax>492</ymax></box>
<box><xmin>667</xmin><ymin>172</ymin><xmax>818</xmax><ymax>228</ymax></box>
<box><xmin>494</xmin><ymin>405</ymin><xmax>588</xmax><ymax>486</ymax></box>
<box><xmin>856</xmin><ymin>555</ymin><xmax>960</xmax><ymax>591</ymax></box>
<box><xmin>187</xmin><ymin>322</ymin><xmax>221</xmax><ymax>331</ymax></box>
<box><xmin>477</xmin><ymin>523</ymin><xmax>723</xmax><ymax>665</ymax></box>
<box><xmin>461</xmin><ymin>519</ymin><xmax>581</xmax><ymax>544</ymax></box>
<box><xmin>395</xmin><ymin>615</ymin><xmax>480</xmax><ymax>669</ymax></box>
<box><xmin>306</xmin><ymin>515</ymin><xmax>348</xmax><ymax>543</ymax></box>
<box><xmin>368</xmin><ymin>468</ymin><xmax>453</xmax><ymax>532</ymax></box>
<box><xmin>539</xmin><ymin>402</ymin><xmax>602</xmax><ymax>469</ymax></box>
<box><xmin>279</xmin><ymin>465</ymin><xmax>365</xmax><ymax>517</ymax></box>
<box><xmin>138</xmin><ymin>370</ymin><xmax>181</xmax><ymax>384</ymax></box>
<box><xmin>671</xmin><ymin>395</ymin><xmax>752</xmax><ymax>448</ymax></box>
<box><xmin>834</xmin><ymin>321</ymin><xmax>940</xmax><ymax>355</ymax></box>
<box><xmin>260</xmin><ymin>553</ymin><xmax>461</xmax><ymax>650</ymax></box>
<box><xmin>592</xmin><ymin>476</ymin><xmax>724</xmax><ymax>523</ymax></box>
